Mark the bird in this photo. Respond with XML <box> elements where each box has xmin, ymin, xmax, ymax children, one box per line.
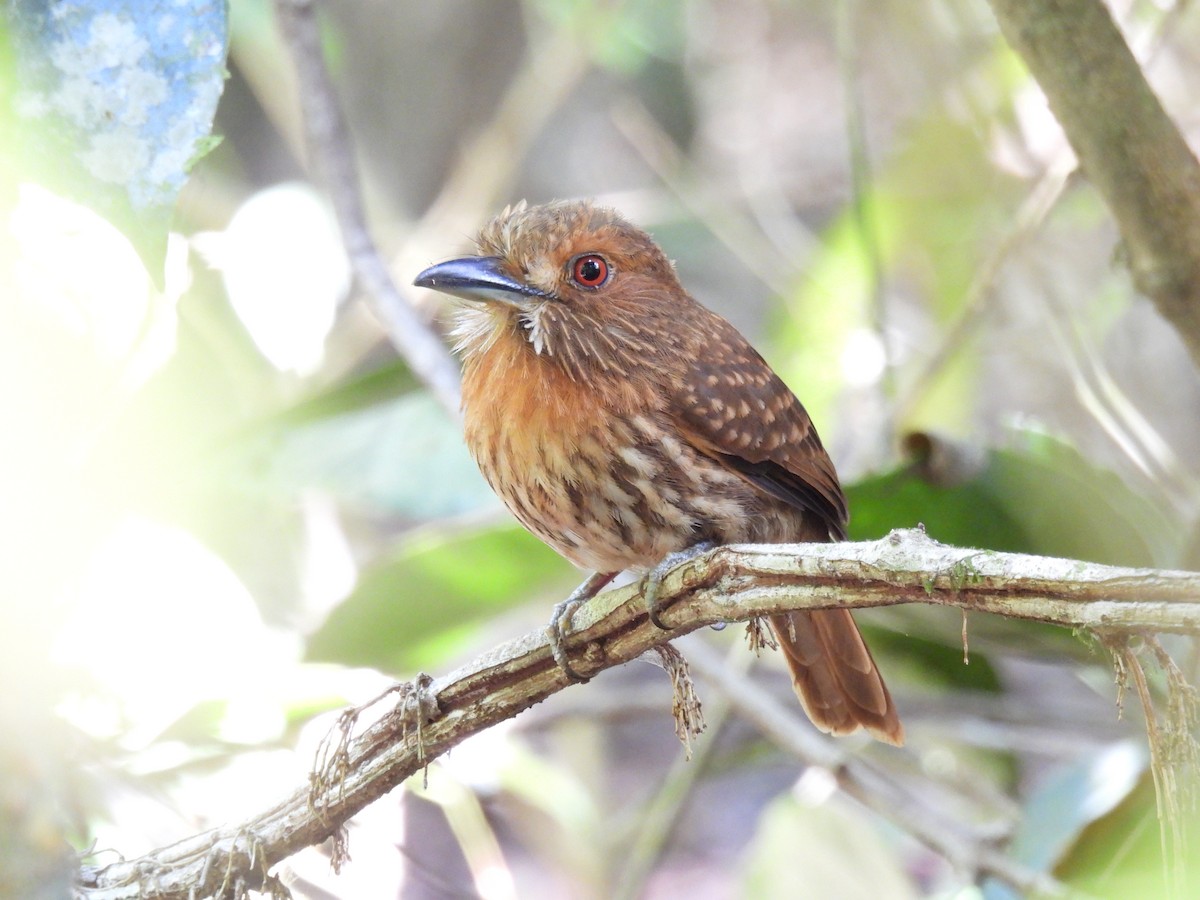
<box><xmin>414</xmin><ymin>199</ymin><xmax>902</xmax><ymax>745</ymax></box>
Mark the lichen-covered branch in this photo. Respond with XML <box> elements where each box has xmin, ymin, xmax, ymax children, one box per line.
<box><xmin>76</xmin><ymin>529</ymin><xmax>1200</xmax><ymax>898</ymax></box>
<box><xmin>987</xmin><ymin>0</ymin><xmax>1200</xmax><ymax>368</ymax></box>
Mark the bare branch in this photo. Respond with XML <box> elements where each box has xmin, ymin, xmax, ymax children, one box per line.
<box><xmin>273</xmin><ymin>0</ymin><xmax>464</xmax><ymax>419</ymax></box>
<box><xmin>987</xmin><ymin>0</ymin><xmax>1200</xmax><ymax>368</ymax></box>
<box><xmin>76</xmin><ymin>529</ymin><xmax>1200</xmax><ymax>898</ymax></box>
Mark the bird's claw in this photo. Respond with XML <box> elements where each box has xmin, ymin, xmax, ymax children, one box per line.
<box><xmin>643</xmin><ymin>542</ymin><xmax>717</xmax><ymax>630</ymax></box>
<box><xmin>545</xmin><ymin>571</ymin><xmax>616</xmax><ymax>682</ymax></box>
<box><xmin>547</xmin><ymin>598</ymin><xmax>589</xmax><ymax>683</ymax></box>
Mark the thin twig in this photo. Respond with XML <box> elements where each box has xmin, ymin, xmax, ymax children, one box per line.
<box><xmin>273</xmin><ymin>0</ymin><xmax>463</xmax><ymax>419</ymax></box>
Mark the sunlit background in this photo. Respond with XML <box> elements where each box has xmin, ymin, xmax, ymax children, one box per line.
<box><xmin>2</xmin><ymin>0</ymin><xmax>1199</xmax><ymax>897</ymax></box>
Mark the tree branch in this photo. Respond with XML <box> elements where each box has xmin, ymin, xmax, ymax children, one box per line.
<box><xmin>76</xmin><ymin>529</ymin><xmax>1200</xmax><ymax>898</ymax></box>
<box><xmin>273</xmin><ymin>0</ymin><xmax>464</xmax><ymax>420</ymax></box>
<box><xmin>987</xmin><ymin>0</ymin><xmax>1200</xmax><ymax>368</ymax></box>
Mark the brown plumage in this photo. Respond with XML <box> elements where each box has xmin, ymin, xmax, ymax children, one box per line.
<box><xmin>415</xmin><ymin>200</ymin><xmax>902</xmax><ymax>745</ymax></box>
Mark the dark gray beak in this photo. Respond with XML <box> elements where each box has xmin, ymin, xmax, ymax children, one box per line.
<box><xmin>414</xmin><ymin>256</ymin><xmax>546</xmax><ymax>306</ymax></box>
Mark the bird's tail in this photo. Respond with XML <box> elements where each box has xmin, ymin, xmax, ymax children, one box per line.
<box><xmin>768</xmin><ymin>610</ymin><xmax>904</xmax><ymax>746</ymax></box>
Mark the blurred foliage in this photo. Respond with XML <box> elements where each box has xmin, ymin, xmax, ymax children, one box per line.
<box><xmin>742</xmin><ymin>793</ymin><xmax>918</xmax><ymax>899</ymax></box>
<box><xmin>848</xmin><ymin>432</ymin><xmax>1179</xmax><ymax>567</ymax></box>
<box><xmin>308</xmin><ymin>523</ymin><xmax>577</xmax><ymax>671</ymax></box>
<box><xmin>531</xmin><ymin>0</ymin><xmax>687</xmax><ymax>72</ymax></box>
<box><xmin>2</xmin><ymin>0</ymin><xmax>1199</xmax><ymax>897</ymax></box>
<box><xmin>1053</xmin><ymin>770</ymin><xmax>1200</xmax><ymax>899</ymax></box>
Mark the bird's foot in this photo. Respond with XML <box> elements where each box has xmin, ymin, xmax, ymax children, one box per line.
<box><xmin>547</xmin><ymin>571</ymin><xmax>616</xmax><ymax>682</ymax></box>
<box><xmin>643</xmin><ymin>541</ymin><xmax>717</xmax><ymax>629</ymax></box>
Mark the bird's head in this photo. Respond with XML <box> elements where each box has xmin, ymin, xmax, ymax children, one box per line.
<box><xmin>415</xmin><ymin>200</ymin><xmax>692</xmax><ymax>377</ymax></box>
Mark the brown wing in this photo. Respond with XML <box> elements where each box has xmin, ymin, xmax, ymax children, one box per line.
<box><xmin>672</xmin><ymin>312</ymin><xmax>847</xmax><ymax>540</ymax></box>
<box><xmin>672</xmin><ymin>310</ymin><xmax>904</xmax><ymax>746</ymax></box>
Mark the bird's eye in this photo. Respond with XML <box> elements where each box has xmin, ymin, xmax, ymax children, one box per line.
<box><xmin>571</xmin><ymin>254</ymin><xmax>609</xmax><ymax>288</ymax></box>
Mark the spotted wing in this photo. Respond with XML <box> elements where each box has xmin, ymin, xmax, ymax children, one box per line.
<box><xmin>672</xmin><ymin>311</ymin><xmax>847</xmax><ymax>541</ymax></box>
<box><xmin>671</xmin><ymin>311</ymin><xmax>903</xmax><ymax>745</ymax></box>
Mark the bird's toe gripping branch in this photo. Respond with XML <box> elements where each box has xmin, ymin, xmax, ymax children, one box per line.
<box><xmin>546</xmin><ymin>571</ymin><xmax>617</xmax><ymax>681</ymax></box>
<box><xmin>547</xmin><ymin>540</ymin><xmax>716</xmax><ymax>683</ymax></box>
<box><xmin>642</xmin><ymin>541</ymin><xmax>718</xmax><ymax>629</ymax></box>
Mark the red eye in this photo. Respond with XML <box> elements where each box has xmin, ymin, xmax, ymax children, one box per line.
<box><xmin>572</xmin><ymin>254</ymin><xmax>609</xmax><ymax>287</ymax></box>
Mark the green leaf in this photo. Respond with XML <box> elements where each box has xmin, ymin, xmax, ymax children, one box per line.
<box><xmin>1008</xmin><ymin>743</ymin><xmax>1146</xmax><ymax>878</ymax></box>
<box><xmin>846</xmin><ymin>462</ymin><xmax>1024</xmax><ymax>551</ymax></box>
<box><xmin>270</xmin><ymin>358</ymin><xmax>420</xmax><ymax>425</ymax></box>
<box><xmin>306</xmin><ymin>522</ymin><xmax>577</xmax><ymax>671</ymax></box>
<box><xmin>981</xmin><ymin>432</ymin><xmax>1177</xmax><ymax>567</ymax></box>
<box><xmin>846</xmin><ymin>430</ymin><xmax>1177</xmax><ymax>671</ymax></box>
<box><xmin>863</xmin><ymin>628</ymin><xmax>1001</xmax><ymax>693</ymax></box>
<box><xmin>258</xmin><ymin>390</ymin><xmax>496</xmax><ymax>520</ymax></box>
<box><xmin>1052</xmin><ymin>766</ymin><xmax>1200</xmax><ymax>899</ymax></box>
<box><xmin>847</xmin><ymin>432</ymin><xmax>1177</xmax><ymax>567</ymax></box>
